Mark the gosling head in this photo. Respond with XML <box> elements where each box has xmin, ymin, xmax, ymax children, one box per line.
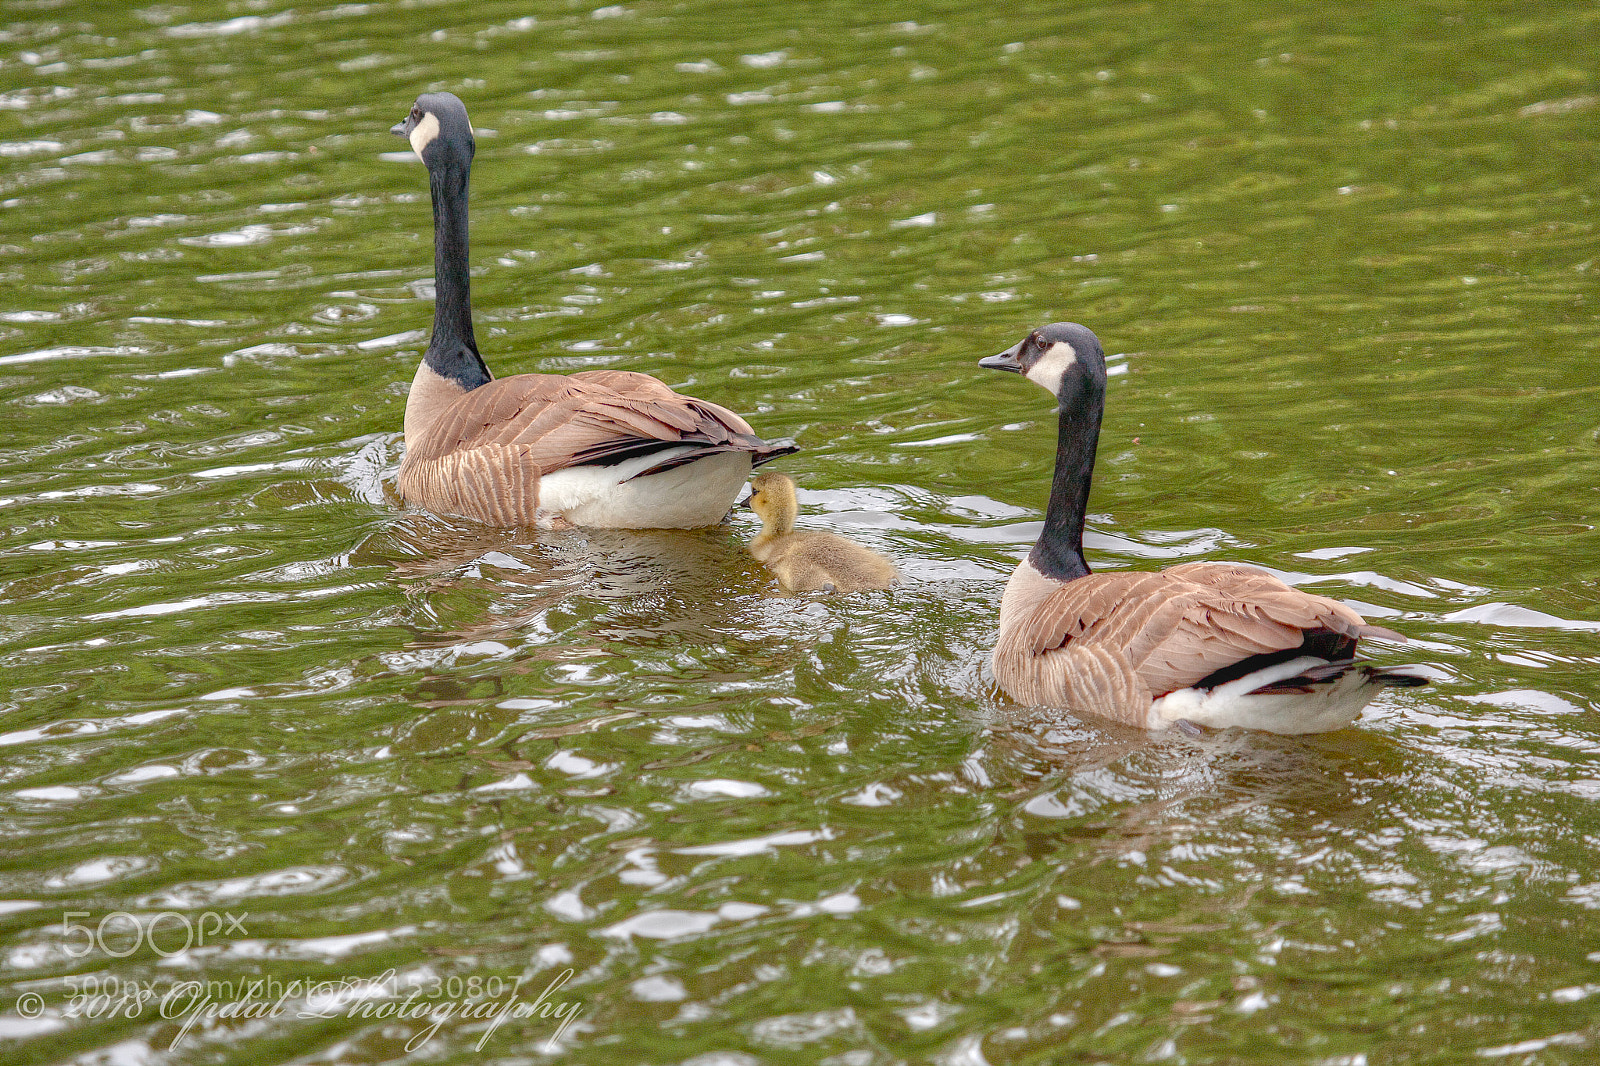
<box><xmin>391</xmin><ymin>91</ymin><xmax>475</xmax><ymax>172</ymax></box>
<box><xmin>979</xmin><ymin>321</ymin><xmax>1105</xmax><ymax>402</ymax></box>
<box><xmin>746</xmin><ymin>471</ymin><xmax>799</xmax><ymax>535</ymax></box>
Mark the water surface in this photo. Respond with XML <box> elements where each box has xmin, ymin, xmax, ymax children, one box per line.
<box><xmin>1</xmin><ymin>2</ymin><xmax>1598</xmax><ymax>1063</ymax></box>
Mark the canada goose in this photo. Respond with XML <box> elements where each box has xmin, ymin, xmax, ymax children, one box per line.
<box><xmin>745</xmin><ymin>472</ymin><xmax>898</xmax><ymax>594</ymax></box>
<box><xmin>388</xmin><ymin>92</ymin><xmax>794</xmax><ymax>528</ymax></box>
<box><xmin>979</xmin><ymin>322</ymin><xmax>1427</xmax><ymax>734</ymax></box>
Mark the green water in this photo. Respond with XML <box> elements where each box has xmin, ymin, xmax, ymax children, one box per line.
<box><xmin>1</xmin><ymin>2</ymin><xmax>1597</xmax><ymax>1062</ymax></box>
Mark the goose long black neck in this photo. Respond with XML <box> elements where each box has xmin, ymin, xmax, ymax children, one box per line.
<box><xmin>1030</xmin><ymin>377</ymin><xmax>1102</xmax><ymax>581</ymax></box>
<box><xmin>423</xmin><ymin>156</ymin><xmax>491</xmax><ymax>390</ymax></box>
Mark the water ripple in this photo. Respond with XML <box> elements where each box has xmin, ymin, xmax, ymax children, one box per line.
<box><xmin>0</xmin><ymin>2</ymin><xmax>1596</xmax><ymax>1064</ymax></box>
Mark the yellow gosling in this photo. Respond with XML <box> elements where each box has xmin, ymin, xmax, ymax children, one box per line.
<box><xmin>745</xmin><ymin>472</ymin><xmax>898</xmax><ymax>594</ymax></box>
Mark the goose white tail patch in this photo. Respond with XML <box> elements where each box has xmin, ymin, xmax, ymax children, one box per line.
<box><xmin>539</xmin><ymin>449</ymin><xmax>752</xmax><ymax>529</ymax></box>
<box><xmin>408</xmin><ymin>112</ymin><xmax>441</xmax><ymax>160</ymax></box>
<box><xmin>1025</xmin><ymin>341</ymin><xmax>1077</xmax><ymax>394</ymax></box>
<box><xmin>1148</xmin><ymin>656</ymin><xmax>1382</xmax><ymax>734</ymax></box>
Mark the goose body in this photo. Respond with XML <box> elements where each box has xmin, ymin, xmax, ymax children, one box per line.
<box><xmin>981</xmin><ymin>322</ymin><xmax>1426</xmax><ymax>734</ymax></box>
<box><xmin>389</xmin><ymin>92</ymin><xmax>793</xmax><ymax>529</ymax></box>
<box><xmin>746</xmin><ymin>472</ymin><xmax>898</xmax><ymax>594</ymax></box>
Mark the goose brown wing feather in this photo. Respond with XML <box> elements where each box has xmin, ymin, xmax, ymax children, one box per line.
<box><xmin>1164</xmin><ymin>562</ymin><xmax>1368</xmax><ymax>633</ymax></box>
<box><xmin>995</xmin><ymin>636</ymin><xmax>1154</xmax><ymax>726</ymax></box>
<box><xmin>396</xmin><ymin>443</ymin><xmax>543</xmax><ymax>526</ymax></box>
<box><xmin>1043</xmin><ymin>644</ymin><xmax>1153</xmax><ymax>726</ymax></box>
<box><xmin>1017</xmin><ymin>572</ymin><xmax>1191</xmax><ymax>658</ymax></box>
<box><xmin>1073</xmin><ymin>572</ymin><xmax>1187</xmax><ymax>653</ymax></box>
<box><xmin>569</xmin><ymin>370</ymin><xmax>758</xmax><ymax>435</ymax></box>
<box><xmin>406</xmin><ymin>374</ymin><xmax>570</xmax><ymax>461</ymax></box>
<box><xmin>1134</xmin><ymin>606</ymin><xmax>1301</xmax><ymax>696</ymax></box>
<box><xmin>567</xmin><ymin>368</ymin><xmax>677</xmax><ymax>397</ymax></box>
<box><xmin>407</xmin><ymin>373</ymin><xmax>766</xmax><ymax>473</ymax></box>
<box><xmin>1012</xmin><ymin>562</ymin><xmax>1377</xmax><ymax>700</ymax></box>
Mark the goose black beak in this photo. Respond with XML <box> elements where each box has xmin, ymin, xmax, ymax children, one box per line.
<box><xmin>736</xmin><ymin>493</ymin><xmax>753</xmax><ymax>511</ymax></box>
<box><xmin>390</xmin><ymin>118</ymin><xmax>410</xmax><ymax>137</ymax></box>
<box><xmin>979</xmin><ymin>340</ymin><xmax>1024</xmax><ymax>373</ymax></box>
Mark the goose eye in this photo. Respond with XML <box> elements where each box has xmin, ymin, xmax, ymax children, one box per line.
<box><xmin>411</xmin><ymin>107</ymin><xmax>422</xmax><ymax>121</ymax></box>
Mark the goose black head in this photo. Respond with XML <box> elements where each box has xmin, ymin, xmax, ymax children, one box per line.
<box><xmin>979</xmin><ymin>321</ymin><xmax>1106</xmax><ymax>400</ymax></box>
<box><xmin>391</xmin><ymin>91</ymin><xmax>475</xmax><ymax>170</ymax></box>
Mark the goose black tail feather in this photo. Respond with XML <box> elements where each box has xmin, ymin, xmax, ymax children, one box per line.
<box><xmin>571</xmin><ymin>436</ymin><xmax>798</xmax><ymax>477</ymax></box>
<box><xmin>629</xmin><ymin>437</ymin><xmax>798</xmax><ymax>478</ymax></box>
<box><xmin>750</xmin><ymin>438</ymin><xmax>799</xmax><ymax>468</ymax></box>
<box><xmin>1246</xmin><ymin>660</ymin><xmax>1430</xmax><ymax>696</ymax></box>
<box><xmin>1194</xmin><ymin>630</ymin><xmax>1356</xmax><ymax>690</ymax></box>
<box><xmin>1247</xmin><ymin>660</ymin><xmax>1355</xmax><ymax>696</ymax></box>
<box><xmin>1366</xmin><ymin>668</ymin><xmax>1430</xmax><ymax>688</ymax></box>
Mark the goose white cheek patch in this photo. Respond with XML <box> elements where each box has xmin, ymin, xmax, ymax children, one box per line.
<box><xmin>408</xmin><ymin>112</ymin><xmax>440</xmax><ymax>161</ymax></box>
<box><xmin>1024</xmin><ymin>341</ymin><xmax>1078</xmax><ymax>393</ymax></box>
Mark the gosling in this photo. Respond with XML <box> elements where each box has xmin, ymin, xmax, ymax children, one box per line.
<box><xmin>744</xmin><ymin>472</ymin><xmax>898</xmax><ymax>594</ymax></box>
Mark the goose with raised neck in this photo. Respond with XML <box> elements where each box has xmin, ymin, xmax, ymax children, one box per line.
<box><xmin>979</xmin><ymin>321</ymin><xmax>1427</xmax><ymax>733</ymax></box>
<box><xmin>388</xmin><ymin>92</ymin><xmax>795</xmax><ymax>529</ymax></box>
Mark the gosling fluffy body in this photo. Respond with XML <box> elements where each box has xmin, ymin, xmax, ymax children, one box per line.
<box><xmin>389</xmin><ymin>92</ymin><xmax>794</xmax><ymax>529</ymax></box>
<box><xmin>980</xmin><ymin>321</ymin><xmax>1427</xmax><ymax>734</ymax></box>
<box><xmin>746</xmin><ymin>472</ymin><xmax>898</xmax><ymax>594</ymax></box>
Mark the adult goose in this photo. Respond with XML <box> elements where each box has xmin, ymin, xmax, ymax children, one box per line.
<box><xmin>979</xmin><ymin>322</ymin><xmax>1426</xmax><ymax>734</ymax></box>
<box><xmin>388</xmin><ymin>92</ymin><xmax>794</xmax><ymax>528</ymax></box>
